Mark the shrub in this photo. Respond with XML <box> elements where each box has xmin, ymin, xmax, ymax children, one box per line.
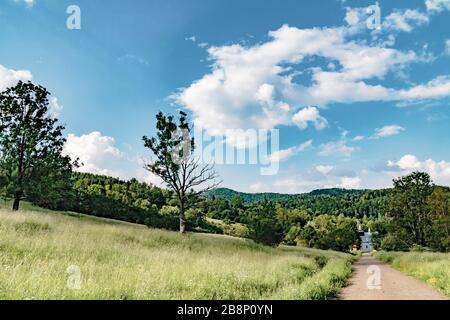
<box><xmin>222</xmin><ymin>223</ymin><xmax>249</xmax><ymax>238</ymax></box>
<box><xmin>381</xmin><ymin>233</ymin><xmax>410</xmax><ymax>251</ymax></box>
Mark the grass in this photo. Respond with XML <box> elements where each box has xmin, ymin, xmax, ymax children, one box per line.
<box><xmin>0</xmin><ymin>202</ymin><xmax>354</xmax><ymax>300</ymax></box>
<box><xmin>374</xmin><ymin>251</ymin><xmax>450</xmax><ymax>297</ymax></box>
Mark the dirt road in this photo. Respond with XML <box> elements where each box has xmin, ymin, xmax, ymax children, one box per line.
<box><xmin>339</xmin><ymin>254</ymin><xmax>447</xmax><ymax>300</ymax></box>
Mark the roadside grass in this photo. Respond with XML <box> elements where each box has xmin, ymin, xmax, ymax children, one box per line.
<box><xmin>0</xmin><ymin>203</ymin><xmax>354</xmax><ymax>300</ymax></box>
<box><xmin>374</xmin><ymin>251</ymin><xmax>450</xmax><ymax>297</ymax></box>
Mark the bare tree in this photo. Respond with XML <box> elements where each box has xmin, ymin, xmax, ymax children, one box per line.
<box><xmin>143</xmin><ymin>111</ymin><xmax>221</xmax><ymax>233</ymax></box>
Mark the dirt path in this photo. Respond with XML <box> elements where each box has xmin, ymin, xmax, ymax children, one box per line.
<box><xmin>339</xmin><ymin>254</ymin><xmax>447</xmax><ymax>300</ymax></box>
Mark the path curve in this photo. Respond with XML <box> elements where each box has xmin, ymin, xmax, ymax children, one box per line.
<box><xmin>339</xmin><ymin>254</ymin><xmax>447</xmax><ymax>300</ymax></box>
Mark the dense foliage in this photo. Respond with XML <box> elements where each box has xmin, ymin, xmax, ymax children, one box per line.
<box><xmin>7</xmin><ymin>168</ymin><xmax>449</xmax><ymax>252</ymax></box>
<box><xmin>382</xmin><ymin>172</ymin><xmax>450</xmax><ymax>252</ymax></box>
<box><xmin>207</xmin><ymin>188</ymin><xmax>390</xmax><ymax>218</ymax></box>
<box><xmin>0</xmin><ymin>81</ymin><xmax>73</xmax><ymax>211</ymax></box>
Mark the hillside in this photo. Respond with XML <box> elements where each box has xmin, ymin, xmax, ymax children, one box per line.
<box><xmin>207</xmin><ymin>187</ymin><xmax>367</xmax><ymax>203</ymax></box>
<box><xmin>207</xmin><ymin>187</ymin><xmax>391</xmax><ymax>218</ymax></box>
<box><xmin>0</xmin><ymin>202</ymin><xmax>354</xmax><ymax>300</ymax></box>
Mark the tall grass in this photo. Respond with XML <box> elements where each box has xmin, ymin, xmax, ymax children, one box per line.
<box><xmin>374</xmin><ymin>251</ymin><xmax>450</xmax><ymax>297</ymax></box>
<box><xmin>0</xmin><ymin>203</ymin><xmax>354</xmax><ymax>300</ymax></box>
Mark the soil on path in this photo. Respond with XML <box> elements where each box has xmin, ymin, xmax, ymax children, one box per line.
<box><xmin>339</xmin><ymin>254</ymin><xmax>447</xmax><ymax>300</ymax></box>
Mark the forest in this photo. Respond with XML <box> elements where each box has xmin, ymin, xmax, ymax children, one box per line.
<box><xmin>1</xmin><ymin>81</ymin><xmax>449</xmax><ymax>253</ymax></box>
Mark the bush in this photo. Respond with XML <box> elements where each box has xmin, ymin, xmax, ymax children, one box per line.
<box><xmin>222</xmin><ymin>223</ymin><xmax>249</xmax><ymax>238</ymax></box>
<box><xmin>284</xmin><ymin>225</ymin><xmax>302</xmax><ymax>246</ymax></box>
<box><xmin>410</xmin><ymin>244</ymin><xmax>433</xmax><ymax>252</ymax></box>
<box><xmin>381</xmin><ymin>234</ymin><xmax>410</xmax><ymax>251</ymax></box>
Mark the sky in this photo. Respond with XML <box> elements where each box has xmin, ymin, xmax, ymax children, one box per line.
<box><xmin>1</xmin><ymin>0</ymin><xmax>450</xmax><ymax>193</ymax></box>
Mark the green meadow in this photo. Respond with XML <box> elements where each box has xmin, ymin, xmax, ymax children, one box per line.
<box><xmin>0</xmin><ymin>203</ymin><xmax>354</xmax><ymax>300</ymax></box>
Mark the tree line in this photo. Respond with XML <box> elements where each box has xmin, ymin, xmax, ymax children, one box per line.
<box><xmin>1</xmin><ymin>81</ymin><xmax>449</xmax><ymax>252</ymax></box>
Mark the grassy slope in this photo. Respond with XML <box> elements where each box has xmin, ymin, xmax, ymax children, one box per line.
<box><xmin>0</xmin><ymin>202</ymin><xmax>354</xmax><ymax>300</ymax></box>
<box><xmin>374</xmin><ymin>251</ymin><xmax>450</xmax><ymax>297</ymax></box>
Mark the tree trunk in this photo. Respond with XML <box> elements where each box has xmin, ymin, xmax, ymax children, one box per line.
<box><xmin>12</xmin><ymin>190</ymin><xmax>22</xmax><ymax>211</ymax></box>
<box><xmin>179</xmin><ymin>213</ymin><xmax>186</xmax><ymax>234</ymax></box>
<box><xmin>13</xmin><ymin>135</ymin><xmax>25</xmax><ymax>212</ymax></box>
<box><xmin>179</xmin><ymin>198</ymin><xmax>186</xmax><ymax>234</ymax></box>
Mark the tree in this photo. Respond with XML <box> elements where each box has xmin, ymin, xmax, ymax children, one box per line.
<box><xmin>426</xmin><ymin>187</ymin><xmax>450</xmax><ymax>252</ymax></box>
<box><xmin>299</xmin><ymin>215</ymin><xmax>358</xmax><ymax>252</ymax></box>
<box><xmin>0</xmin><ymin>81</ymin><xmax>73</xmax><ymax>211</ymax></box>
<box><xmin>143</xmin><ymin>111</ymin><xmax>220</xmax><ymax>233</ymax></box>
<box><xmin>247</xmin><ymin>201</ymin><xmax>284</xmax><ymax>246</ymax></box>
<box><xmin>387</xmin><ymin>172</ymin><xmax>434</xmax><ymax>247</ymax></box>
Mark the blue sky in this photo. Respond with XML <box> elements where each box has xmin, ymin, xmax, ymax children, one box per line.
<box><xmin>1</xmin><ymin>0</ymin><xmax>449</xmax><ymax>193</ymax></box>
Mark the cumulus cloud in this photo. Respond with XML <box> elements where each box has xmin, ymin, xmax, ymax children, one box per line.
<box><xmin>0</xmin><ymin>64</ymin><xmax>33</xmax><ymax>92</ymax></box>
<box><xmin>63</xmin><ymin>132</ymin><xmax>165</xmax><ymax>187</ymax></box>
<box><xmin>397</xmin><ymin>76</ymin><xmax>450</xmax><ymax>100</ymax></box>
<box><xmin>386</xmin><ymin>154</ymin><xmax>450</xmax><ymax>186</ymax></box>
<box><xmin>372</xmin><ymin>125</ymin><xmax>405</xmax><ymax>139</ymax></box>
<box><xmin>63</xmin><ymin>132</ymin><xmax>127</xmax><ymax>178</ymax></box>
<box><xmin>292</xmin><ymin>106</ymin><xmax>328</xmax><ymax>130</ymax></box>
<box><xmin>0</xmin><ymin>64</ymin><xmax>63</xmax><ymax>117</ymax></box>
<box><xmin>174</xmin><ymin>19</ymin><xmax>450</xmax><ymax>146</ymax></box>
<box><xmin>338</xmin><ymin>176</ymin><xmax>361</xmax><ymax>189</ymax></box>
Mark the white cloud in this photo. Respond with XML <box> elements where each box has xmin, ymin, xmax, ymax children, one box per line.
<box><xmin>298</xmin><ymin>139</ymin><xmax>313</xmax><ymax>152</ymax></box>
<box><xmin>0</xmin><ymin>64</ymin><xmax>63</xmax><ymax>117</ymax></box>
<box><xmin>338</xmin><ymin>176</ymin><xmax>361</xmax><ymax>189</ymax></box>
<box><xmin>249</xmin><ymin>182</ymin><xmax>266</xmax><ymax>192</ymax></box>
<box><xmin>318</xmin><ymin>140</ymin><xmax>355</xmax><ymax>157</ymax></box>
<box><xmin>48</xmin><ymin>97</ymin><xmax>63</xmax><ymax>118</ymax></box>
<box><xmin>267</xmin><ymin>139</ymin><xmax>312</xmax><ymax>163</ymax></box>
<box><xmin>316</xmin><ymin>165</ymin><xmax>334</xmax><ymax>175</ymax></box>
<box><xmin>426</xmin><ymin>0</ymin><xmax>450</xmax><ymax>12</ymax></box>
<box><xmin>272</xmin><ymin>178</ymin><xmax>330</xmax><ymax>194</ymax></box>
<box><xmin>445</xmin><ymin>39</ymin><xmax>450</xmax><ymax>55</ymax></box>
<box><xmin>386</xmin><ymin>154</ymin><xmax>450</xmax><ymax>186</ymax></box>
<box><xmin>383</xmin><ymin>9</ymin><xmax>429</xmax><ymax>32</ymax></box>
<box><xmin>63</xmin><ymin>132</ymin><xmax>127</xmax><ymax>178</ymax></box>
<box><xmin>0</xmin><ymin>64</ymin><xmax>33</xmax><ymax>92</ymax></box>
<box><xmin>372</xmin><ymin>125</ymin><xmax>405</xmax><ymax>139</ymax></box>
<box><xmin>248</xmin><ymin>170</ymin><xmax>361</xmax><ymax>194</ymax></box>
<box><xmin>292</xmin><ymin>106</ymin><xmax>328</xmax><ymax>130</ymax></box>
<box><xmin>353</xmin><ymin>135</ymin><xmax>365</xmax><ymax>141</ymax></box>
<box><xmin>175</xmin><ymin>20</ymin><xmax>450</xmax><ymax>146</ymax></box>
<box><xmin>63</xmin><ymin>132</ymin><xmax>165</xmax><ymax>186</ymax></box>
<box><xmin>397</xmin><ymin>76</ymin><xmax>450</xmax><ymax>100</ymax></box>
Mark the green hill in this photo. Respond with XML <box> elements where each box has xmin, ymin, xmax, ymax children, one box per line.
<box><xmin>207</xmin><ymin>187</ymin><xmax>391</xmax><ymax>218</ymax></box>
<box><xmin>207</xmin><ymin>187</ymin><xmax>365</xmax><ymax>203</ymax></box>
<box><xmin>0</xmin><ymin>202</ymin><xmax>354</xmax><ymax>300</ymax></box>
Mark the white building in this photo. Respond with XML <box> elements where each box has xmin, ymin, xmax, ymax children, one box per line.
<box><xmin>359</xmin><ymin>229</ymin><xmax>374</xmax><ymax>253</ymax></box>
